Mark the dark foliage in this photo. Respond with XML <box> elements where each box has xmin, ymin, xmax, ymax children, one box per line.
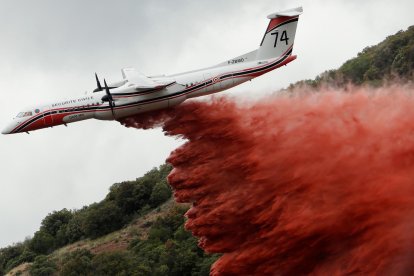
<box><xmin>29</xmin><ymin>231</ymin><xmax>55</xmax><ymax>255</ymax></box>
<box><xmin>20</xmin><ymin>206</ymin><xmax>219</xmax><ymax>276</ymax></box>
<box><xmin>129</xmin><ymin>205</ymin><xmax>220</xmax><ymax>276</ymax></box>
<box><xmin>0</xmin><ymin>164</ymin><xmax>172</xmax><ymax>274</ymax></box>
<box><xmin>81</xmin><ymin>201</ymin><xmax>124</xmax><ymax>239</ymax></box>
<box><xmin>91</xmin><ymin>251</ymin><xmax>140</xmax><ymax>276</ymax></box>
<box><xmin>29</xmin><ymin>255</ymin><xmax>56</xmax><ymax>276</ymax></box>
<box><xmin>60</xmin><ymin>249</ymin><xmax>93</xmax><ymax>276</ymax></box>
<box><xmin>0</xmin><ymin>241</ymin><xmax>35</xmax><ymax>274</ymax></box>
<box><xmin>289</xmin><ymin>25</ymin><xmax>414</xmax><ymax>89</ymax></box>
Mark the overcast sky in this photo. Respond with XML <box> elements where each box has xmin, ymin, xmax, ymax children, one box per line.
<box><xmin>0</xmin><ymin>0</ymin><xmax>413</xmax><ymax>248</ymax></box>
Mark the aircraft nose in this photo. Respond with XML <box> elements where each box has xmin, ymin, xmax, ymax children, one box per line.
<box><xmin>2</xmin><ymin>123</ymin><xmax>13</xmax><ymax>135</ymax></box>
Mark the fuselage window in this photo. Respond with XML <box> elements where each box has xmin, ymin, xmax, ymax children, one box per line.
<box><xmin>16</xmin><ymin>111</ymin><xmax>33</xmax><ymax>118</ymax></box>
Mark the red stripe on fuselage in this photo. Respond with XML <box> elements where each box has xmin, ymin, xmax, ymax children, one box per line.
<box><xmin>80</xmin><ymin>52</ymin><xmax>295</xmax><ymax>113</ymax></box>
<box><xmin>14</xmin><ymin>51</ymin><xmax>295</xmax><ymax>133</ymax></box>
<box><xmin>232</xmin><ymin>55</ymin><xmax>297</xmax><ymax>79</ymax></box>
<box><xmin>20</xmin><ymin>117</ymin><xmax>45</xmax><ymax>132</ymax></box>
<box><xmin>111</xmin><ymin>52</ymin><xmax>295</xmax><ymax>110</ymax></box>
<box><xmin>217</xmin><ymin>46</ymin><xmax>293</xmax><ymax>82</ymax></box>
<box><xmin>266</xmin><ymin>16</ymin><xmax>298</xmax><ymax>33</ymax></box>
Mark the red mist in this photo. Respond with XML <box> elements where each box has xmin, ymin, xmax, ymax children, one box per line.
<box><xmin>121</xmin><ymin>85</ymin><xmax>414</xmax><ymax>275</ymax></box>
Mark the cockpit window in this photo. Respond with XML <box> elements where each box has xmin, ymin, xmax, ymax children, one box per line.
<box><xmin>16</xmin><ymin>111</ymin><xmax>33</xmax><ymax>118</ymax></box>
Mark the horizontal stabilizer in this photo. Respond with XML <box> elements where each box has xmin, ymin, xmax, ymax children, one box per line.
<box><xmin>267</xmin><ymin>7</ymin><xmax>303</xmax><ymax>19</ymax></box>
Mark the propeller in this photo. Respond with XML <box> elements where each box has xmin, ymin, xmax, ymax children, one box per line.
<box><xmin>103</xmin><ymin>79</ymin><xmax>116</xmax><ymax>118</ymax></box>
<box><xmin>93</xmin><ymin>73</ymin><xmax>103</xmax><ymax>92</ymax></box>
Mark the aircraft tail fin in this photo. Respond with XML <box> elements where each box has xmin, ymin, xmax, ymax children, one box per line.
<box><xmin>256</xmin><ymin>7</ymin><xmax>303</xmax><ymax>61</ymax></box>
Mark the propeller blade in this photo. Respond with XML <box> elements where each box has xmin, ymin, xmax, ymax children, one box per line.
<box><xmin>108</xmin><ymin>99</ymin><xmax>115</xmax><ymax>117</ymax></box>
<box><xmin>104</xmin><ymin>79</ymin><xmax>115</xmax><ymax>118</ymax></box>
<box><xmin>104</xmin><ymin>79</ymin><xmax>109</xmax><ymax>94</ymax></box>
<box><xmin>110</xmin><ymin>101</ymin><xmax>116</xmax><ymax>117</ymax></box>
<box><xmin>94</xmin><ymin>73</ymin><xmax>103</xmax><ymax>92</ymax></box>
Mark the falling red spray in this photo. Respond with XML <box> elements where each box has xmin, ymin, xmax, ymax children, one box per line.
<box><xmin>121</xmin><ymin>85</ymin><xmax>414</xmax><ymax>275</ymax></box>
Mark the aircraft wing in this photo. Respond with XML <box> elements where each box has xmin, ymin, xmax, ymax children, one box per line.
<box><xmin>121</xmin><ymin>68</ymin><xmax>175</xmax><ymax>92</ymax></box>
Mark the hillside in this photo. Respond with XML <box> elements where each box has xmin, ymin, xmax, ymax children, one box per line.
<box><xmin>290</xmin><ymin>25</ymin><xmax>414</xmax><ymax>88</ymax></box>
<box><xmin>5</xmin><ymin>199</ymin><xmax>176</xmax><ymax>276</ymax></box>
<box><xmin>1</xmin><ymin>165</ymin><xmax>219</xmax><ymax>276</ymax></box>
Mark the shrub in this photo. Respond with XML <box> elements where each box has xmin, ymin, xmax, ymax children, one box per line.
<box><xmin>29</xmin><ymin>231</ymin><xmax>55</xmax><ymax>255</ymax></box>
<box><xmin>91</xmin><ymin>251</ymin><xmax>138</xmax><ymax>276</ymax></box>
<box><xmin>81</xmin><ymin>201</ymin><xmax>124</xmax><ymax>239</ymax></box>
<box><xmin>150</xmin><ymin>180</ymin><xmax>172</xmax><ymax>207</ymax></box>
<box><xmin>40</xmin><ymin>209</ymin><xmax>73</xmax><ymax>237</ymax></box>
<box><xmin>29</xmin><ymin>255</ymin><xmax>56</xmax><ymax>276</ymax></box>
<box><xmin>60</xmin><ymin>249</ymin><xmax>93</xmax><ymax>276</ymax></box>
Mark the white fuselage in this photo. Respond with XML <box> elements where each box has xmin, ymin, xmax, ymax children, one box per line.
<box><xmin>2</xmin><ymin>7</ymin><xmax>303</xmax><ymax>134</ymax></box>
<box><xmin>2</xmin><ymin>54</ymin><xmax>295</xmax><ymax>135</ymax></box>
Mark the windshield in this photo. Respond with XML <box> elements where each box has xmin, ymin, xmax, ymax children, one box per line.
<box><xmin>16</xmin><ymin>111</ymin><xmax>33</xmax><ymax>118</ymax></box>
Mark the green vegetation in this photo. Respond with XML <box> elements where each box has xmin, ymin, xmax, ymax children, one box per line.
<box><xmin>30</xmin><ymin>255</ymin><xmax>57</xmax><ymax>276</ymax></box>
<box><xmin>26</xmin><ymin>164</ymin><xmax>170</xmax><ymax>255</ymax></box>
<box><xmin>0</xmin><ymin>240</ymin><xmax>35</xmax><ymax>274</ymax></box>
<box><xmin>1</xmin><ymin>164</ymin><xmax>218</xmax><ymax>275</ymax></box>
<box><xmin>127</xmin><ymin>205</ymin><xmax>219</xmax><ymax>275</ymax></box>
<box><xmin>290</xmin><ymin>25</ymin><xmax>414</xmax><ymax>89</ymax></box>
<box><xmin>4</xmin><ymin>205</ymin><xmax>218</xmax><ymax>276</ymax></box>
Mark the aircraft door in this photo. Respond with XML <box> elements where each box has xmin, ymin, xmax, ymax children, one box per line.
<box><xmin>43</xmin><ymin>106</ymin><xmax>53</xmax><ymax>126</ymax></box>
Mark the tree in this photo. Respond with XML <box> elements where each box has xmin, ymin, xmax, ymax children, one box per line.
<box><xmin>60</xmin><ymin>249</ymin><xmax>93</xmax><ymax>276</ymax></box>
<box><xmin>29</xmin><ymin>231</ymin><xmax>55</xmax><ymax>255</ymax></box>
<box><xmin>288</xmin><ymin>25</ymin><xmax>414</xmax><ymax>89</ymax></box>
<box><xmin>62</xmin><ymin>211</ymin><xmax>84</xmax><ymax>243</ymax></box>
<box><xmin>107</xmin><ymin>164</ymin><xmax>173</xmax><ymax>216</ymax></box>
<box><xmin>91</xmin><ymin>251</ymin><xmax>138</xmax><ymax>276</ymax></box>
<box><xmin>192</xmin><ymin>255</ymin><xmax>220</xmax><ymax>276</ymax></box>
<box><xmin>82</xmin><ymin>201</ymin><xmax>124</xmax><ymax>239</ymax></box>
<box><xmin>36</xmin><ymin>209</ymin><xmax>75</xmax><ymax>248</ymax></box>
<box><xmin>0</xmin><ymin>243</ymin><xmax>25</xmax><ymax>273</ymax></box>
<box><xmin>108</xmin><ymin>181</ymin><xmax>144</xmax><ymax>214</ymax></box>
<box><xmin>150</xmin><ymin>180</ymin><xmax>172</xmax><ymax>207</ymax></box>
<box><xmin>40</xmin><ymin>209</ymin><xmax>73</xmax><ymax>237</ymax></box>
<box><xmin>29</xmin><ymin>255</ymin><xmax>56</xmax><ymax>276</ymax></box>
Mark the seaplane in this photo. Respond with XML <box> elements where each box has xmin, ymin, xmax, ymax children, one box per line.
<box><xmin>2</xmin><ymin>7</ymin><xmax>302</xmax><ymax>135</ymax></box>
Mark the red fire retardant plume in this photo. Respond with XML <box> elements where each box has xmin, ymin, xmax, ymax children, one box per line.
<box><xmin>120</xmin><ymin>85</ymin><xmax>414</xmax><ymax>275</ymax></box>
